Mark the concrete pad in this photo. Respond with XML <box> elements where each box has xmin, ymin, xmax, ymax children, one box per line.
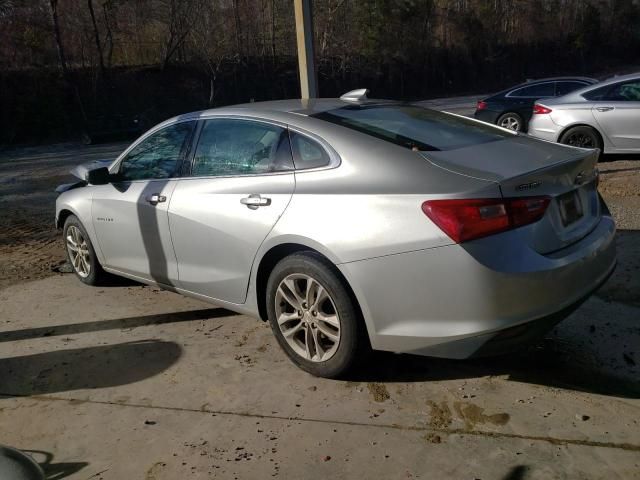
<box><xmin>1</xmin><ymin>275</ymin><xmax>639</xmax><ymax>478</ymax></box>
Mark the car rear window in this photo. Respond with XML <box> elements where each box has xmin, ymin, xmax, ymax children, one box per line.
<box><xmin>312</xmin><ymin>105</ymin><xmax>511</xmax><ymax>151</ymax></box>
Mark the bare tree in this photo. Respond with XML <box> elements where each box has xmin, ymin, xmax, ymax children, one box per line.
<box><xmin>87</xmin><ymin>0</ymin><xmax>107</xmax><ymax>78</ymax></box>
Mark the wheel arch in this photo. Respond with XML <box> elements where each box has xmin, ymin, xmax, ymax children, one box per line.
<box><xmin>56</xmin><ymin>208</ymin><xmax>77</xmax><ymax>229</ymax></box>
<box><xmin>558</xmin><ymin>123</ymin><xmax>606</xmax><ymax>150</ymax></box>
<box><xmin>254</xmin><ymin>243</ymin><xmax>365</xmax><ymax>332</ymax></box>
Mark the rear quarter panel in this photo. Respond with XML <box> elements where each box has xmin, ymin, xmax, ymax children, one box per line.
<box><xmin>261</xmin><ymin>129</ymin><xmax>502</xmax><ymax>264</ymax></box>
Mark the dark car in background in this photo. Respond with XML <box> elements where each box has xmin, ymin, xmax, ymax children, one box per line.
<box><xmin>474</xmin><ymin>77</ymin><xmax>598</xmax><ymax>132</ymax></box>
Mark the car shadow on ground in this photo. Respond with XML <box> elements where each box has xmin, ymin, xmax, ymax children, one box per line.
<box><xmin>0</xmin><ymin>307</ymin><xmax>236</xmax><ymax>343</ymax></box>
<box><xmin>353</xmin><ymin>228</ymin><xmax>640</xmax><ymax>399</ymax></box>
<box><xmin>352</xmin><ymin>339</ymin><xmax>640</xmax><ymax>399</ymax></box>
<box><xmin>0</xmin><ymin>340</ymin><xmax>181</xmax><ymax>397</ymax></box>
<box><xmin>22</xmin><ymin>450</ymin><xmax>88</xmax><ymax>480</ymax></box>
<box><xmin>600</xmin><ymin>153</ymin><xmax>640</xmax><ymax>163</ymax></box>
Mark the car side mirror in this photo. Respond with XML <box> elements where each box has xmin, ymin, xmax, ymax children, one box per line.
<box><xmin>86</xmin><ymin>167</ymin><xmax>111</xmax><ymax>185</ymax></box>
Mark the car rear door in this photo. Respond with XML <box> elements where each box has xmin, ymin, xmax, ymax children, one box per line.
<box><xmin>590</xmin><ymin>79</ymin><xmax>640</xmax><ymax>151</ymax></box>
<box><xmin>92</xmin><ymin>120</ymin><xmax>196</xmax><ymax>285</ymax></box>
<box><xmin>168</xmin><ymin>117</ymin><xmax>295</xmax><ymax>304</ymax></box>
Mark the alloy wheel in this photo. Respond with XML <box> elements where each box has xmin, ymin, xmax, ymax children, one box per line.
<box><xmin>499</xmin><ymin>115</ymin><xmax>521</xmax><ymax>131</ymax></box>
<box><xmin>275</xmin><ymin>273</ymin><xmax>341</xmax><ymax>362</ymax></box>
<box><xmin>565</xmin><ymin>133</ymin><xmax>596</xmax><ymax>148</ymax></box>
<box><xmin>66</xmin><ymin>225</ymin><xmax>91</xmax><ymax>278</ymax></box>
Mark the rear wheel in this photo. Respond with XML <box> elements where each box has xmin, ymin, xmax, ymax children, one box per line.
<box><xmin>266</xmin><ymin>252</ymin><xmax>368</xmax><ymax>378</ymax></box>
<box><xmin>497</xmin><ymin>112</ymin><xmax>524</xmax><ymax>132</ymax></box>
<box><xmin>559</xmin><ymin>126</ymin><xmax>603</xmax><ymax>151</ymax></box>
<box><xmin>63</xmin><ymin>215</ymin><xmax>107</xmax><ymax>285</ymax></box>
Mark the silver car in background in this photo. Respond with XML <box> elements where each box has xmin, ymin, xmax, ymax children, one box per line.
<box><xmin>56</xmin><ymin>90</ymin><xmax>616</xmax><ymax>378</ymax></box>
<box><xmin>528</xmin><ymin>72</ymin><xmax>640</xmax><ymax>152</ymax></box>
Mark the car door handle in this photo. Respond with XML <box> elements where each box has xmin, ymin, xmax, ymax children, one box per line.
<box><xmin>240</xmin><ymin>194</ymin><xmax>271</xmax><ymax>210</ymax></box>
<box><xmin>147</xmin><ymin>194</ymin><xmax>167</xmax><ymax>205</ymax></box>
<box><xmin>595</xmin><ymin>106</ymin><xmax>614</xmax><ymax>112</ymax></box>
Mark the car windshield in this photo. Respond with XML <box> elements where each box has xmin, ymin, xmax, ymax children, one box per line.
<box><xmin>313</xmin><ymin>105</ymin><xmax>511</xmax><ymax>151</ymax></box>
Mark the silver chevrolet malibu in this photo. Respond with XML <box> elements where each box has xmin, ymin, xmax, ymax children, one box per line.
<box><xmin>55</xmin><ymin>90</ymin><xmax>616</xmax><ymax>378</ymax></box>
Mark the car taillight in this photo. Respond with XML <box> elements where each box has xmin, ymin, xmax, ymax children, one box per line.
<box><xmin>533</xmin><ymin>104</ymin><xmax>552</xmax><ymax>114</ymax></box>
<box><xmin>476</xmin><ymin>100</ymin><xmax>488</xmax><ymax>110</ymax></box>
<box><xmin>421</xmin><ymin>196</ymin><xmax>551</xmax><ymax>243</ymax></box>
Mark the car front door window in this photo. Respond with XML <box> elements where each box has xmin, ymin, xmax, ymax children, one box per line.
<box><xmin>119</xmin><ymin>121</ymin><xmax>195</xmax><ymax>181</ymax></box>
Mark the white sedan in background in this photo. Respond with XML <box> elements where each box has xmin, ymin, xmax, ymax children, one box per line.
<box><xmin>528</xmin><ymin>72</ymin><xmax>640</xmax><ymax>153</ymax></box>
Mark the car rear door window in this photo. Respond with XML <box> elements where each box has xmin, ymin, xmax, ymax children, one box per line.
<box><xmin>583</xmin><ymin>80</ymin><xmax>640</xmax><ymax>101</ymax></box>
<box><xmin>119</xmin><ymin>121</ymin><xmax>195</xmax><ymax>181</ymax></box>
<box><xmin>555</xmin><ymin>81</ymin><xmax>587</xmax><ymax>96</ymax></box>
<box><xmin>509</xmin><ymin>83</ymin><xmax>555</xmax><ymax>98</ymax></box>
<box><xmin>191</xmin><ymin>119</ymin><xmax>294</xmax><ymax>177</ymax></box>
<box><xmin>603</xmin><ymin>80</ymin><xmax>640</xmax><ymax>101</ymax></box>
<box><xmin>289</xmin><ymin>132</ymin><xmax>331</xmax><ymax>169</ymax></box>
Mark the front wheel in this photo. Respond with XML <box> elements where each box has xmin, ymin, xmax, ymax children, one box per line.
<box><xmin>266</xmin><ymin>252</ymin><xmax>368</xmax><ymax>378</ymax></box>
<box><xmin>63</xmin><ymin>215</ymin><xmax>108</xmax><ymax>285</ymax></box>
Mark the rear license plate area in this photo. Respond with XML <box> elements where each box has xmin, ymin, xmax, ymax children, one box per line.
<box><xmin>558</xmin><ymin>190</ymin><xmax>583</xmax><ymax>227</ymax></box>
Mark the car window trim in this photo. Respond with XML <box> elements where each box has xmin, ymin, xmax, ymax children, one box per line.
<box><xmin>109</xmin><ymin>118</ymin><xmax>197</xmax><ymax>182</ymax></box>
<box><xmin>506</xmin><ymin>81</ymin><xmax>556</xmax><ymax>98</ymax></box>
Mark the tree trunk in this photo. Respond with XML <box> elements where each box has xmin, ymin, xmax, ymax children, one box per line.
<box><xmin>48</xmin><ymin>0</ymin><xmax>88</xmax><ymax>135</ymax></box>
<box><xmin>87</xmin><ymin>0</ymin><xmax>107</xmax><ymax>79</ymax></box>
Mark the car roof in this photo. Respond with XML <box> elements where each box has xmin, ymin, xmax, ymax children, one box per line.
<box><xmin>206</xmin><ymin>98</ymin><xmax>400</xmax><ymax>116</ymax></box>
<box><xmin>597</xmin><ymin>71</ymin><xmax>640</xmax><ymax>86</ymax></box>
<box><xmin>486</xmin><ymin>76</ymin><xmax>597</xmax><ymax>99</ymax></box>
<box><xmin>152</xmin><ymin>97</ymin><xmax>409</xmax><ymax>145</ymax></box>
<box><xmin>539</xmin><ymin>71</ymin><xmax>640</xmax><ymax>105</ymax></box>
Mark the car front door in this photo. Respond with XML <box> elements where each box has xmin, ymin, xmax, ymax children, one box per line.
<box><xmin>92</xmin><ymin>120</ymin><xmax>196</xmax><ymax>285</ymax></box>
<box><xmin>591</xmin><ymin>79</ymin><xmax>640</xmax><ymax>151</ymax></box>
<box><xmin>168</xmin><ymin>117</ymin><xmax>295</xmax><ymax>304</ymax></box>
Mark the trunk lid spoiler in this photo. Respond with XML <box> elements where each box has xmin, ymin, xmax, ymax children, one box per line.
<box><xmin>421</xmin><ymin>136</ymin><xmax>602</xmax><ymax>254</ymax></box>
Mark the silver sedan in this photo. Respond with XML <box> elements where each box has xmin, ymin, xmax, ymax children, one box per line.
<box><xmin>528</xmin><ymin>72</ymin><xmax>640</xmax><ymax>152</ymax></box>
<box><xmin>55</xmin><ymin>90</ymin><xmax>616</xmax><ymax>378</ymax></box>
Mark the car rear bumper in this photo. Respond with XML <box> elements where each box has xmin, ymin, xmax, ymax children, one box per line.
<box><xmin>528</xmin><ymin>115</ymin><xmax>561</xmax><ymax>142</ymax></box>
<box><xmin>339</xmin><ymin>214</ymin><xmax>616</xmax><ymax>359</ymax></box>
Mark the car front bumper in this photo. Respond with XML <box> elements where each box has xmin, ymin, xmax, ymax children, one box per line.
<box><xmin>339</xmin><ymin>214</ymin><xmax>616</xmax><ymax>358</ymax></box>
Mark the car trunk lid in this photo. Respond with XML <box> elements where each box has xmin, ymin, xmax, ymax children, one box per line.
<box><xmin>421</xmin><ymin>136</ymin><xmax>601</xmax><ymax>254</ymax></box>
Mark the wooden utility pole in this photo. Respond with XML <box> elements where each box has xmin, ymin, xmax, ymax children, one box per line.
<box><xmin>293</xmin><ymin>0</ymin><xmax>318</xmax><ymax>98</ymax></box>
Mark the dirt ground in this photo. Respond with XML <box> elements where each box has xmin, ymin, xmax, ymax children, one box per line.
<box><xmin>0</xmin><ymin>134</ymin><xmax>639</xmax><ymax>479</ymax></box>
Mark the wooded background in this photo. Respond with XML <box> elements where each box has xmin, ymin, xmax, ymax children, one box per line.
<box><xmin>1</xmin><ymin>0</ymin><xmax>639</xmax><ymax>145</ymax></box>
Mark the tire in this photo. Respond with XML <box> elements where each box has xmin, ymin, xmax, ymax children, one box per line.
<box><xmin>559</xmin><ymin>126</ymin><xmax>603</xmax><ymax>151</ymax></box>
<box><xmin>266</xmin><ymin>252</ymin><xmax>369</xmax><ymax>378</ymax></box>
<box><xmin>63</xmin><ymin>215</ymin><xmax>108</xmax><ymax>285</ymax></box>
<box><xmin>496</xmin><ymin>112</ymin><xmax>524</xmax><ymax>132</ymax></box>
